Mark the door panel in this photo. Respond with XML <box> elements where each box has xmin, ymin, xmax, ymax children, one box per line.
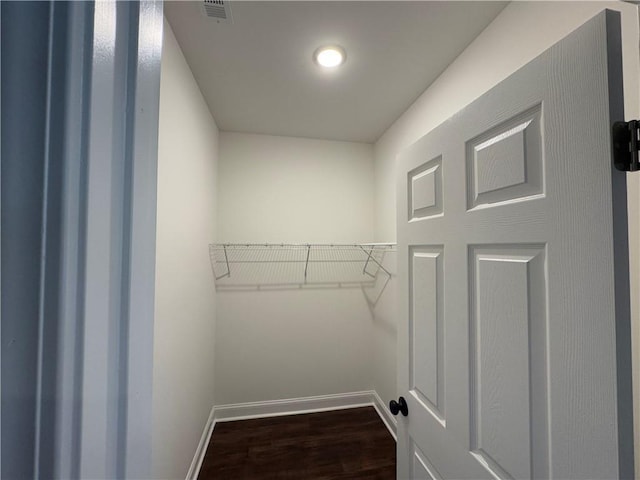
<box><xmin>412</xmin><ymin>442</ymin><xmax>443</xmax><ymax>480</ymax></box>
<box><xmin>410</xmin><ymin>247</ymin><xmax>445</xmax><ymax>424</ymax></box>
<box><xmin>397</xmin><ymin>10</ymin><xmax>632</xmax><ymax>480</ymax></box>
<box><xmin>409</xmin><ymin>157</ymin><xmax>443</xmax><ymax>220</ymax></box>
<box><xmin>469</xmin><ymin>246</ymin><xmax>547</xmax><ymax>480</ymax></box>
<box><xmin>466</xmin><ymin>105</ymin><xmax>543</xmax><ymax>209</ymax></box>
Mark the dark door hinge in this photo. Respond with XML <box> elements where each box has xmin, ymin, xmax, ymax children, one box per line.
<box><xmin>612</xmin><ymin>120</ymin><xmax>640</xmax><ymax>172</ymax></box>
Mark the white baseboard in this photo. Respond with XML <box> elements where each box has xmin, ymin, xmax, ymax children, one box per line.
<box><xmin>371</xmin><ymin>390</ymin><xmax>398</xmax><ymax>441</ymax></box>
<box><xmin>187</xmin><ymin>389</ymin><xmax>397</xmax><ymax>479</ymax></box>
<box><xmin>214</xmin><ymin>390</ymin><xmax>397</xmax><ymax>438</ymax></box>
<box><xmin>185</xmin><ymin>405</ymin><xmax>216</xmax><ymax>480</ymax></box>
<box><xmin>214</xmin><ymin>390</ymin><xmax>375</xmax><ymax>422</ymax></box>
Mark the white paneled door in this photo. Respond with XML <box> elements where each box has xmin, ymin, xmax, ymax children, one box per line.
<box><xmin>396</xmin><ymin>11</ymin><xmax>634</xmax><ymax>480</ymax></box>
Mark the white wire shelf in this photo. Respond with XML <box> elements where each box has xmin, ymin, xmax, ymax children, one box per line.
<box><xmin>209</xmin><ymin>243</ymin><xmax>395</xmax><ymax>303</ymax></box>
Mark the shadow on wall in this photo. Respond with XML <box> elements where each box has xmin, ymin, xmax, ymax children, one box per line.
<box><xmin>370</xmin><ymin>251</ymin><xmax>398</xmax><ymax>335</ymax></box>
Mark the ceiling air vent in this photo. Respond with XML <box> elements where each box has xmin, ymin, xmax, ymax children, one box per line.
<box><xmin>202</xmin><ymin>0</ymin><xmax>233</xmax><ymax>24</ymax></box>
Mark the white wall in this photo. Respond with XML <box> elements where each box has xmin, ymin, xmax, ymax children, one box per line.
<box><xmin>216</xmin><ymin>132</ymin><xmax>376</xmax><ymax>405</ymax></box>
<box><xmin>153</xmin><ymin>20</ymin><xmax>219</xmax><ymax>479</ymax></box>
<box><xmin>218</xmin><ymin>133</ymin><xmax>374</xmax><ymax>243</ymax></box>
<box><xmin>372</xmin><ymin>1</ymin><xmax>640</xmax><ymax>472</ymax></box>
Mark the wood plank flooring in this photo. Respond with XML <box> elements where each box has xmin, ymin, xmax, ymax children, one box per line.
<box><xmin>198</xmin><ymin>407</ymin><xmax>396</xmax><ymax>479</ymax></box>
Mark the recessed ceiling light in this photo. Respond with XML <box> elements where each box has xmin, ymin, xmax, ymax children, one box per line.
<box><xmin>313</xmin><ymin>45</ymin><xmax>346</xmax><ymax>68</ymax></box>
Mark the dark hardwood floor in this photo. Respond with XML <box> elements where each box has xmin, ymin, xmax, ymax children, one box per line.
<box><xmin>198</xmin><ymin>406</ymin><xmax>396</xmax><ymax>479</ymax></box>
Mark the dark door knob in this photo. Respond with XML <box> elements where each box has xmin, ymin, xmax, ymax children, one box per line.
<box><xmin>389</xmin><ymin>396</ymin><xmax>408</xmax><ymax>416</ymax></box>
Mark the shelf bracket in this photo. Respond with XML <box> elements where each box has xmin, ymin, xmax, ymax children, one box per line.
<box><xmin>358</xmin><ymin>245</ymin><xmax>393</xmax><ymax>307</ymax></box>
<box><xmin>215</xmin><ymin>244</ymin><xmax>231</xmax><ymax>280</ymax></box>
<box><xmin>362</xmin><ymin>246</ymin><xmax>375</xmax><ymax>278</ymax></box>
<box><xmin>304</xmin><ymin>244</ymin><xmax>311</xmax><ymax>282</ymax></box>
<box><xmin>358</xmin><ymin>245</ymin><xmax>391</xmax><ymax>277</ymax></box>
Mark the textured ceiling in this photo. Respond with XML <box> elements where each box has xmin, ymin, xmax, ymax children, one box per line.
<box><xmin>164</xmin><ymin>1</ymin><xmax>508</xmax><ymax>143</ymax></box>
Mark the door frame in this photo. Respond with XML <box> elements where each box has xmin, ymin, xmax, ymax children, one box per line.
<box><xmin>1</xmin><ymin>1</ymin><xmax>163</xmax><ymax>477</ymax></box>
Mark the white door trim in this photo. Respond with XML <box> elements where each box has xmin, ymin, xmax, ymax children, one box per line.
<box><xmin>3</xmin><ymin>1</ymin><xmax>164</xmax><ymax>477</ymax></box>
<box><xmin>76</xmin><ymin>2</ymin><xmax>162</xmax><ymax>477</ymax></box>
